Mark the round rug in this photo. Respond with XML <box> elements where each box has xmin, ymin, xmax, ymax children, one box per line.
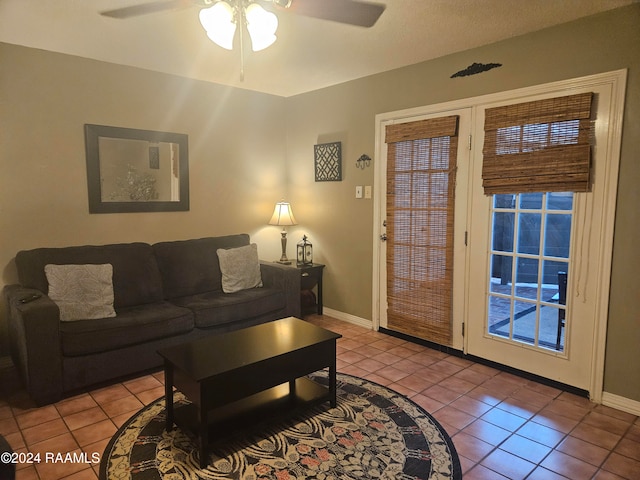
<box><xmin>100</xmin><ymin>372</ymin><xmax>461</xmax><ymax>479</ymax></box>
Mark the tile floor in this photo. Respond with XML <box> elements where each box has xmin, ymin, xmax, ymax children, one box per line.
<box><xmin>0</xmin><ymin>315</ymin><xmax>638</xmax><ymax>479</ymax></box>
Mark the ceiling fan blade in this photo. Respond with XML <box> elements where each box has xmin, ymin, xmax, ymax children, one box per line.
<box><xmin>286</xmin><ymin>0</ymin><xmax>385</xmax><ymax>27</ymax></box>
<box><xmin>100</xmin><ymin>0</ymin><xmax>195</xmax><ymax>19</ymax></box>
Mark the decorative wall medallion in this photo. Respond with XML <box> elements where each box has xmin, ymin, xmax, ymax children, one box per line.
<box><xmin>451</xmin><ymin>62</ymin><xmax>502</xmax><ymax>78</ymax></box>
<box><xmin>314</xmin><ymin>141</ymin><xmax>342</xmax><ymax>181</ymax></box>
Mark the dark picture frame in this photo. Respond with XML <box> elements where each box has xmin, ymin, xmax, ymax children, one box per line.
<box><xmin>84</xmin><ymin>124</ymin><xmax>189</xmax><ymax>213</ymax></box>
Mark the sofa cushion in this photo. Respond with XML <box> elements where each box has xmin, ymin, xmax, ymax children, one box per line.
<box><xmin>217</xmin><ymin>243</ymin><xmax>263</xmax><ymax>293</ymax></box>
<box><xmin>153</xmin><ymin>234</ymin><xmax>251</xmax><ymax>299</ymax></box>
<box><xmin>172</xmin><ymin>288</ymin><xmax>285</xmax><ymax>329</ymax></box>
<box><xmin>45</xmin><ymin>264</ymin><xmax>116</xmax><ymax>321</ymax></box>
<box><xmin>60</xmin><ymin>302</ymin><xmax>194</xmax><ymax>357</ymax></box>
<box><xmin>16</xmin><ymin>243</ymin><xmax>164</xmax><ymax>309</ymax></box>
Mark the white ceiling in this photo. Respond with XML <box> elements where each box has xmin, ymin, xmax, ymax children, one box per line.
<box><xmin>0</xmin><ymin>0</ymin><xmax>634</xmax><ymax>97</ymax></box>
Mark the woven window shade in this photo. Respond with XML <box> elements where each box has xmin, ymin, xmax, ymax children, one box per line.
<box><xmin>384</xmin><ymin>116</ymin><xmax>458</xmax><ymax>346</ymax></box>
<box><xmin>482</xmin><ymin>92</ymin><xmax>593</xmax><ymax>194</ymax></box>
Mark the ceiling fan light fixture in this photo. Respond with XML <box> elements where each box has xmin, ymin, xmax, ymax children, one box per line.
<box><xmin>199</xmin><ymin>1</ymin><xmax>237</xmax><ymax>50</ymax></box>
<box><xmin>245</xmin><ymin>3</ymin><xmax>278</xmax><ymax>51</ymax></box>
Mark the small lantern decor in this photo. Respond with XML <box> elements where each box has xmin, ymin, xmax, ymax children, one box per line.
<box><xmin>297</xmin><ymin>235</ymin><xmax>313</xmax><ymax>266</ymax></box>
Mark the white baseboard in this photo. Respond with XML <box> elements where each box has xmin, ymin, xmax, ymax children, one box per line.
<box><xmin>322</xmin><ymin>308</ymin><xmax>373</xmax><ymax>330</ymax></box>
<box><xmin>602</xmin><ymin>391</ymin><xmax>640</xmax><ymax>416</ymax></box>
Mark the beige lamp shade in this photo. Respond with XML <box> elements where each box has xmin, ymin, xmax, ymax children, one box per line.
<box><xmin>268</xmin><ymin>202</ymin><xmax>297</xmax><ymax>226</ymax></box>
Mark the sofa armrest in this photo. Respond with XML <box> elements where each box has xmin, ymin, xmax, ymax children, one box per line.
<box><xmin>260</xmin><ymin>262</ymin><xmax>301</xmax><ymax>319</ymax></box>
<box><xmin>3</xmin><ymin>285</ymin><xmax>63</xmax><ymax>405</ymax></box>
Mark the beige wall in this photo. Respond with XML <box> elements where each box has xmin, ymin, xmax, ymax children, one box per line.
<box><xmin>1</xmin><ymin>4</ymin><xmax>638</xmax><ymax>402</ymax></box>
<box><xmin>0</xmin><ymin>43</ymin><xmax>289</xmax><ymax>347</ymax></box>
<box><xmin>284</xmin><ymin>5</ymin><xmax>640</xmax><ymax>401</ymax></box>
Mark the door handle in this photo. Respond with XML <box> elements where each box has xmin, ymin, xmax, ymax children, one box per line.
<box><xmin>380</xmin><ymin>233</ymin><xmax>387</xmax><ymax>241</ymax></box>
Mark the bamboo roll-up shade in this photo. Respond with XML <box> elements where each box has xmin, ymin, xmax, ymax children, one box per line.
<box><xmin>482</xmin><ymin>92</ymin><xmax>593</xmax><ymax>195</ymax></box>
<box><xmin>386</xmin><ymin>116</ymin><xmax>458</xmax><ymax>143</ymax></box>
<box><xmin>384</xmin><ymin>115</ymin><xmax>458</xmax><ymax>346</ymax></box>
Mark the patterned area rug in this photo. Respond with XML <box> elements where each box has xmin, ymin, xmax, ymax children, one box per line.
<box><xmin>100</xmin><ymin>372</ymin><xmax>461</xmax><ymax>479</ymax></box>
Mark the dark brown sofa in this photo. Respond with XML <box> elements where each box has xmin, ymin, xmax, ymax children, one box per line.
<box><xmin>3</xmin><ymin>234</ymin><xmax>300</xmax><ymax>405</ymax></box>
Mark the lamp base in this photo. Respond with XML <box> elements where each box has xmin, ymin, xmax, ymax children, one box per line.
<box><xmin>276</xmin><ymin>230</ymin><xmax>291</xmax><ymax>265</ymax></box>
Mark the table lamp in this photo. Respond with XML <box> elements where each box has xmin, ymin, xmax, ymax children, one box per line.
<box><xmin>268</xmin><ymin>201</ymin><xmax>297</xmax><ymax>264</ymax></box>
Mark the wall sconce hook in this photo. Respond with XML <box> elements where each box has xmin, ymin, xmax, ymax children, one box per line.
<box><xmin>356</xmin><ymin>154</ymin><xmax>371</xmax><ymax>170</ymax></box>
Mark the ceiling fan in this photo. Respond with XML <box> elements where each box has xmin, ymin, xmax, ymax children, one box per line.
<box><xmin>101</xmin><ymin>0</ymin><xmax>385</xmax><ymax>80</ymax></box>
<box><xmin>100</xmin><ymin>0</ymin><xmax>386</xmax><ymax>29</ymax></box>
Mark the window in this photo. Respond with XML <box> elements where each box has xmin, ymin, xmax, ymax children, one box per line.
<box><xmin>488</xmin><ymin>192</ymin><xmax>573</xmax><ymax>352</ymax></box>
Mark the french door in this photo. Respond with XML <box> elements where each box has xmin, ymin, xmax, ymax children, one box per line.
<box><xmin>466</xmin><ymin>78</ymin><xmax>624</xmax><ymax>394</ymax></box>
<box><xmin>376</xmin><ymin>108</ymin><xmax>471</xmax><ymax>350</ymax></box>
<box><xmin>374</xmin><ymin>71</ymin><xmax>626</xmax><ymax>399</ymax></box>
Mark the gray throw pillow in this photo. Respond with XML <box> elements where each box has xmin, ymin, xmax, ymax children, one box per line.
<box><xmin>217</xmin><ymin>244</ymin><xmax>263</xmax><ymax>293</ymax></box>
<box><xmin>45</xmin><ymin>264</ymin><xmax>116</xmax><ymax>321</ymax></box>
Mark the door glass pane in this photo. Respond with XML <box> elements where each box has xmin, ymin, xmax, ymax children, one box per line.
<box><xmin>490</xmin><ymin>254</ymin><xmax>512</xmax><ymax>294</ymax></box>
<box><xmin>544</xmin><ymin>214</ymin><xmax>572</xmax><ymax>258</ymax></box>
<box><xmin>494</xmin><ymin>194</ymin><xmax>516</xmax><ymax>209</ymax></box>
<box><xmin>487</xmin><ymin>192</ymin><xmax>573</xmax><ymax>352</ymax></box>
<box><xmin>513</xmin><ymin>300</ymin><xmax>536</xmax><ymax>346</ymax></box>
<box><xmin>539</xmin><ymin>305</ymin><xmax>563</xmax><ymax>350</ymax></box>
<box><xmin>395</xmin><ymin>173</ymin><xmax>412</xmax><ymax>207</ymax></box>
<box><xmin>547</xmin><ymin>192</ymin><xmax>573</xmax><ymax>211</ymax></box>
<box><xmin>488</xmin><ymin>296</ymin><xmax>511</xmax><ymax>338</ymax></box>
<box><xmin>517</xmin><ymin>213</ymin><xmax>541</xmax><ymax>255</ymax></box>
<box><xmin>523</xmin><ymin>123</ymin><xmax>548</xmax><ymax>151</ymax></box>
<box><xmin>430</xmin><ymin>173</ymin><xmax>450</xmax><ymax>206</ymax></box>
<box><xmin>492</xmin><ymin>212</ymin><xmax>514</xmax><ymax>252</ymax></box>
<box><xmin>542</xmin><ymin>260</ymin><xmax>568</xmax><ymax>302</ymax></box>
<box><xmin>515</xmin><ymin>259</ymin><xmax>539</xmax><ymax>299</ymax></box>
<box><xmin>520</xmin><ymin>192</ymin><xmax>543</xmax><ymax>209</ymax></box>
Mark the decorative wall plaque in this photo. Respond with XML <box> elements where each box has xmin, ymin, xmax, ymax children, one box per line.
<box><xmin>314</xmin><ymin>141</ymin><xmax>342</xmax><ymax>182</ymax></box>
<box><xmin>451</xmin><ymin>62</ymin><xmax>502</xmax><ymax>78</ymax></box>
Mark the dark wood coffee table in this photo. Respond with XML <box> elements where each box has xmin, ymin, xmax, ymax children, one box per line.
<box><xmin>158</xmin><ymin>316</ymin><xmax>342</xmax><ymax>468</ymax></box>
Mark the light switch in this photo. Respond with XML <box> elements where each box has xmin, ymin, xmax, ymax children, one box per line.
<box><xmin>355</xmin><ymin>186</ymin><xmax>363</xmax><ymax>198</ymax></box>
<box><xmin>364</xmin><ymin>185</ymin><xmax>372</xmax><ymax>199</ymax></box>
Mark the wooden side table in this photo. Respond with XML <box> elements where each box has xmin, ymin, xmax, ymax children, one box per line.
<box><xmin>297</xmin><ymin>263</ymin><xmax>325</xmax><ymax>316</ymax></box>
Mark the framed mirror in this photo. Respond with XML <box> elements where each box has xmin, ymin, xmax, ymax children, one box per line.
<box><xmin>84</xmin><ymin>124</ymin><xmax>189</xmax><ymax>213</ymax></box>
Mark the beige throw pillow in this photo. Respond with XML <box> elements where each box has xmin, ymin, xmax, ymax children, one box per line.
<box><xmin>217</xmin><ymin>244</ymin><xmax>263</xmax><ymax>293</ymax></box>
<box><xmin>45</xmin><ymin>264</ymin><xmax>116</xmax><ymax>321</ymax></box>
